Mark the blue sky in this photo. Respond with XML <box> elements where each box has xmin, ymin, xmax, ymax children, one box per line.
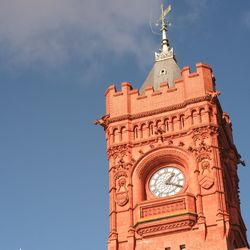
<box><xmin>0</xmin><ymin>0</ymin><xmax>250</xmax><ymax>249</ymax></box>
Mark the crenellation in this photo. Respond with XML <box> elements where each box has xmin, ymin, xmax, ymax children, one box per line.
<box><xmin>106</xmin><ymin>64</ymin><xmax>215</xmax><ymax>119</ymax></box>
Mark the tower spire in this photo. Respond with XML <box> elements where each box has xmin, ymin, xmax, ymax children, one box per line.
<box><xmin>140</xmin><ymin>2</ymin><xmax>181</xmax><ymax>93</ymax></box>
<box><xmin>160</xmin><ymin>3</ymin><xmax>171</xmax><ymax>52</ymax></box>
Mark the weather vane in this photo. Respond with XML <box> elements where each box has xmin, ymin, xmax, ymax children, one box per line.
<box><xmin>160</xmin><ymin>2</ymin><xmax>172</xmax><ymax>32</ymax></box>
<box><xmin>159</xmin><ymin>2</ymin><xmax>172</xmax><ymax>53</ymax></box>
<box><xmin>152</xmin><ymin>1</ymin><xmax>175</xmax><ymax>61</ymax></box>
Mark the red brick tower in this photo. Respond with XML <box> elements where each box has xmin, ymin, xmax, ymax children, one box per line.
<box><xmin>96</xmin><ymin>3</ymin><xmax>249</xmax><ymax>250</ymax></box>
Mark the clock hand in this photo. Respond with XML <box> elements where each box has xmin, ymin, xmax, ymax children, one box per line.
<box><xmin>165</xmin><ymin>173</ymin><xmax>174</xmax><ymax>185</ymax></box>
<box><xmin>165</xmin><ymin>182</ymin><xmax>183</xmax><ymax>188</ymax></box>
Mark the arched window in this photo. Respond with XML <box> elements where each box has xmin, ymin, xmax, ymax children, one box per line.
<box><xmin>200</xmin><ymin>108</ymin><xmax>206</xmax><ymax>123</ymax></box>
<box><xmin>164</xmin><ymin>118</ymin><xmax>169</xmax><ymax>132</ymax></box>
<box><xmin>172</xmin><ymin>116</ymin><xmax>178</xmax><ymax>131</ymax></box>
<box><xmin>113</xmin><ymin>128</ymin><xmax>119</xmax><ymax>143</ymax></box>
<box><xmin>120</xmin><ymin>127</ymin><xmax>126</xmax><ymax>141</ymax></box>
<box><xmin>180</xmin><ymin>115</ymin><xmax>185</xmax><ymax>129</ymax></box>
<box><xmin>191</xmin><ymin>110</ymin><xmax>198</xmax><ymax>125</ymax></box>
<box><xmin>141</xmin><ymin>124</ymin><xmax>147</xmax><ymax>138</ymax></box>
<box><xmin>149</xmin><ymin>122</ymin><xmax>154</xmax><ymax>136</ymax></box>
<box><xmin>134</xmin><ymin>126</ymin><xmax>139</xmax><ymax>140</ymax></box>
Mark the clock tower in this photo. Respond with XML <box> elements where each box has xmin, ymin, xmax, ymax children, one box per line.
<box><xmin>96</xmin><ymin>3</ymin><xmax>249</xmax><ymax>250</ymax></box>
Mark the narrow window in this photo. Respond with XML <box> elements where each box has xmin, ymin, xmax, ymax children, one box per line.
<box><xmin>180</xmin><ymin>115</ymin><xmax>185</xmax><ymax>129</ymax></box>
<box><xmin>180</xmin><ymin>245</ymin><xmax>186</xmax><ymax>250</ymax></box>
<box><xmin>113</xmin><ymin>128</ymin><xmax>119</xmax><ymax>143</ymax></box>
<box><xmin>134</xmin><ymin>126</ymin><xmax>139</xmax><ymax>140</ymax></box>
<box><xmin>165</xmin><ymin>119</ymin><xmax>169</xmax><ymax>132</ymax></box>
<box><xmin>165</xmin><ymin>248</ymin><xmax>171</xmax><ymax>250</ymax></box>
<box><xmin>149</xmin><ymin>123</ymin><xmax>154</xmax><ymax>136</ymax></box>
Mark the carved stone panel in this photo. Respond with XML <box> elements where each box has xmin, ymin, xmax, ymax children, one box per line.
<box><xmin>115</xmin><ymin>177</ymin><xmax>129</xmax><ymax>206</ymax></box>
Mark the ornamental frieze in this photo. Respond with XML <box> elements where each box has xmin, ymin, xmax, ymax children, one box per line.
<box><xmin>136</xmin><ymin>220</ymin><xmax>195</xmax><ymax>237</ymax></box>
<box><xmin>192</xmin><ymin>126</ymin><xmax>219</xmax><ymax>139</ymax></box>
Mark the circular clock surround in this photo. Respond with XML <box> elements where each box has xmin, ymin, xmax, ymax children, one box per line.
<box><xmin>149</xmin><ymin>167</ymin><xmax>185</xmax><ymax>198</ymax></box>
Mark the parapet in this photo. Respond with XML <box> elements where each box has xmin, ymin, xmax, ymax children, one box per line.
<box><xmin>105</xmin><ymin>63</ymin><xmax>215</xmax><ymax>118</ymax></box>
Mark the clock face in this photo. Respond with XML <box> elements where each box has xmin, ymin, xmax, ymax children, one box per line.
<box><xmin>149</xmin><ymin>167</ymin><xmax>185</xmax><ymax>198</ymax></box>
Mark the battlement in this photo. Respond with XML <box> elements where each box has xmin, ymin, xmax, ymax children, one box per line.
<box><xmin>105</xmin><ymin>63</ymin><xmax>215</xmax><ymax>118</ymax></box>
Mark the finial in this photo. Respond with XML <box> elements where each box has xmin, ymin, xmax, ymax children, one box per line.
<box><xmin>160</xmin><ymin>3</ymin><xmax>172</xmax><ymax>52</ymax></box>
<box><xmin>155</xmin><ymin>2</ymin><xmax>174</xmax><ymax>61</ymax></box>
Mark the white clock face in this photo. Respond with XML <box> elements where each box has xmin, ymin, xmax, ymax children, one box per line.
<box><xmin>149</xmin><ymin>167</ymin><xmax>185</xmax><ymax>197</ymax></box>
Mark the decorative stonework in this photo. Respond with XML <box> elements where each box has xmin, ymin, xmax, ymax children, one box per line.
<box><xmin>206</xmin><ymin>90</ymin><xmax>221</xmax><ymax>103</ymax></box>
<box><xmin>94</xmin><ymin>114</ymin><xmax>110</xmax><ymax>129</ymax></box>
<box><xmin>155</xmin><ymin>127</ymin><xmax>165</xmax><ymax>142</ymax></box>
<box><xmin>196</xmin><ymin>152</ymin><xmax>212</xmax><ymax>163</ymax></box>
<box><xmin>155</xmin><ymin>48</ymin><xmax>174</xmax><ymax>61</ymax></box>
<box><xmin>134</xmin><ymin>147</ymin><xmax>190</xmax><ymax>179</ymax></box>
<box><xmin>137</xmin><ymin>219</ymin><xmax>195</xmax><ymax>237</ymax></box>
<box><xmin>113</xmin><ymin>158</ymin><xmax>131</xmax><ymax>176</ymax></box>
<box><xmin>188</xmin><ymin>142</ymin><xmax>212</xmax><ymax>157</ymax></box>
<box><xmin>189</xmin><ymin>127</ymin><xmax>215</xmax><ymax>161</ymax></box>
<box><xmin>140</xmin><ymin>199</ymin><xmax>186</xmax><ymax>218</ymax></box>
<box><xmin>115</xmin><ymin>177</ymin><xmax>129</xmax><ymax>206</ymax></box>
<box><xmin>197</xmin><ymin>158</ymin><xmax>214</xmax><ymax>190</ymax></box>
<box><xmin>107</xmin><ymin>144</ymin><xmax>130</xmax><ymax>160</ymax></box>
<box><xmin>199</xmin><ymin>175</ymin><xmax>214</xmax><ymax>190</ymax></box>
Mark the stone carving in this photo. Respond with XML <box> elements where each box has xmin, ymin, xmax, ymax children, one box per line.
<box><xmin>198</xmin><ymin>161</ymin><xmax>214</xmax><ymax>190</ymax></box>
<box><xmin>200</xmin><ymin>161</ymin><xmax>210</xmax><ymax>175</ymax></box>
<box><xmin>137</xmin><ymin>220</ymin><xmax>195</xmax><ymax>236</ymax></box>
<box><xmin>199</xmin><ymin>175</ymin><xmax>214</xmax><ymax>190</ymax></box>
<box><xmin>168</xmin><ymin>140</ymin><xmax>174</xmax><ymax>145</ymax></box>
<box><xmin>189</xmin><ymin>127</ymin><xmax>214</xmax><ymax>158</ymax></box>
<box><xmin>113</xmin><ymin>158</ymin><xmax>131</xmax><ymax>177</ymax></box>
<box><xmin>115</xmin><ymin>177</ymin><xmax>129</xmax><ymax>206</ymax></box>
<box><xmin>107</xmin><ymin>144</ymin><xmax>130</xmax><ymax>160</ymax></box>
<box><xmin>139</xmin><ymin>149</ymin><xmax>144</xmax><ymax>155</ymax></box>
<box><xmin>94</xmin><ymin>114</ymin><xmax>110</xmax><ymax>129</ymax></box>
<box><xmin>207</xmin><ymin>90</ymin><xmax>221</xmax><ymax>103</ymax></box>
<box><xmin>196</xmin><ymin>152</ymin><xmax>212</xmax><ymax>163</ymax></box>
<box><xmin>155</xmin><ymin>127</ymin><xmax>165</xmax><ymax>142</ymax></box>
<box><xmin>190</xmin><ymin>127</ymin><xmax>215</xmax><ymax>189</ymax></box>
<box><xmin>188</xmin><ymin>142</ymin><xmax>212</xmax><ymax>157</ymax></box>
<box><xmin>140</xmin><ymin>199</ymin><xmax>186</xmax><ymax>218</ymax></box>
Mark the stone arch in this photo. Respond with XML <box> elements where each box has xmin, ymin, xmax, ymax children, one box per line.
<box><xmin>199</xmin><ymin>108</ymin><xmax>206</xmax><ymax>123</ymax></box>
<box><xmin>191</xmin><ymin>109</ymin><xmax>199</xmax><ymax>125</ymax></box>
<box><xmin>180</xmin><ymin>114</ymin><xmax>185</xmax><ymax>129</ymax></box>
<box><xmin>172</xmin><ymin>116</ymin><xmax>178</xmax><ymax>131</ymax></box>
<box><xmin>133</xmin><ymin>125</ymin><xmax>139</xmax><ymax>140</ymax></box>
<box><xmin>112</xmin><ymin>128</ymin><xmax>119</xmax><ymax>143</ymax></box>
<box><xmin>120</xmin><ymin>126</ymin><xmax>126</xmax><ymax>142</ymax></box>
<box><xmin>164</xmin><ymin>118</ymin><xmax>170</xmax><ymax>132</ymax></box>
<box><xmin>156</xmin><ymin>119</ymin><xmax>162</xmax><ymax>128</ymax></box>
<box><xmin>148</xmin><ymin>122</ymin><xmax>154</xmax><ymax>137</ymax></box>
<box><xmin>140</xmin><ymin>123</ymin><xmax>147</xmax><ymax>139</ymax></box>
<box><xmin>131</xmin><ymin>146</ymin><xmax>196</xmax><ymax>203</ymax></box>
